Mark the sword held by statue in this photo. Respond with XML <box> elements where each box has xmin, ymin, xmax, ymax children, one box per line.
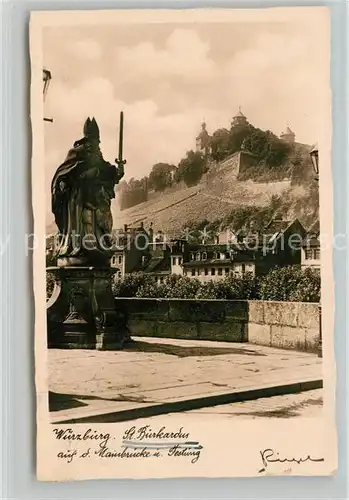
<box><xmin>116</xmin><ymin>111</ymin><xmax>127</xmax><ymax>170</ymax></box>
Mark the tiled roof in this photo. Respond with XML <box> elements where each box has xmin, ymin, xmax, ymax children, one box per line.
<box><xmin>184</xmin><ymin>255</ymin><xmax>255</xmax><ymax>267</ymax></box>
<box><xmin>186</xmin><ymin>242</ymin><xmax>252</xmax><ymax>252</ymax></box>
<box><xmin>143</xmin><ymin>257</ymin><xmax>164</xmax><ymax>273</ymax></box>
<box><xmin>264</xmin><ymin>219</ymin><xmax>289</xmax><ymax>234</ymax></box>
<box><xmin>307</xmin><ymin>219</ymin><xmax>320</xmax><ymax>236</ymax></box>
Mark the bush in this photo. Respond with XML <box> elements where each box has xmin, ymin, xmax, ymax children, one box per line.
<box><xmin>113</xmin><ymin>272</ymin><xmax>259</xmax><ymax>300</ymax></box>
<box><xmin>288</xmin><ymin>267</ymin><xmax>321</xmax><ymax>302</ymax></box>
<box><xmin>112</xmin><ymin>272</ymin><xmax>154</xmax><ymax>297</ymax></box>
<box><xmin>113</xmin><ymin>267</ymin><xmax>320</xmax><ymax>302</ymax></box>
<box><xmin>195</xmin><ymin>281</ymin><xmax>227</xmax><ymax>299</ymax></box>
<box><xmin>259</xmin><ymin>266</ymin><xmax>320</xmax><ymax>302</ymax></box>
<box><xmin>223</xmin><ymin>272</ymin><xmax>259</xmax><ymax>299</ymax></box>
<box><xmin>136</xmin><ymin>275</ymin><xmax>201</xmax><ymax>299</ymax></box>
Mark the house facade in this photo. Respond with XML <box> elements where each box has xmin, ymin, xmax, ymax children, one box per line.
<box><xmin>254</xmin><ymin>218</ymin><xmax>307</xmax><ymax>275</ymax></box>
<box><xmin>110</xmin><ymin>223</ymin><xmax>150</xmax><ymax>278</ymax></box>
<box><xmin>109</xmin><ymin>217</ymin><xmax>308</xmax><ymax>284</ymax></box>
<box><xmin>181</xmin><ymin>243</ymin><xmax>255</xmax><ymax>281</ymax></box>
<box><xmin>301</xmin><ymin>220</ymin><xmax>320</xmax><ymax>269</ymax></box>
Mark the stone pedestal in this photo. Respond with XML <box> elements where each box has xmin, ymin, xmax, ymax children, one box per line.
<box><xmin>47</xmin><ymin>265</ymin><xmax>129</xmax><ymax>350</ymax></box>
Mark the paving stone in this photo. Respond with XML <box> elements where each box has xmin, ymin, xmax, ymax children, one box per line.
<box><xmin>49</xmin><ymin>337</ymin><xmax>321</xmax><ymax>422</ymax></box>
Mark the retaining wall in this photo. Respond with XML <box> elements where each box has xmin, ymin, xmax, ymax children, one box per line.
<box><xmin>115</xmin><ymin>298</ymin><xmax>320</xmax><ymax>353</ymax></box>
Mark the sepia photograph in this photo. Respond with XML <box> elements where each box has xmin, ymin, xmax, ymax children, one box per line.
<box><xmin>31</xmin><ymin>7</ymin><xmax>336</xmax><ymax>480</ymax></box>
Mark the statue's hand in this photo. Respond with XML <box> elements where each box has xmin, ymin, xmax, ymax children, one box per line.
<box><xmin>115</xmin><ymin>159</ymin><xmax>126</xmax><ymax>180</ymax></box>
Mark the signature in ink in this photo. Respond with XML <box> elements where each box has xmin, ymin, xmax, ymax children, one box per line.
<box><xmin>258</xmin><ymin>448</ymin><xmax>324</xmax><ymax>473</ymax></box>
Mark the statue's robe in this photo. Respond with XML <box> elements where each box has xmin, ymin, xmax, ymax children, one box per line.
<box><xmin>51</xmin><ymin>143</ymin><xmax>86</xmax><ymax>257</ymax></box>
<box><xmin>51</xmin><ymin>141</ymin><xmax>120</xmax><ymax>261</ymax></box>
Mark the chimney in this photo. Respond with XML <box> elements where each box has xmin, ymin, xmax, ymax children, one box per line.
<box><xmin>124</xmin><ymin>224</ymin><xmax>128</xmax><ymax>232</ymax></box>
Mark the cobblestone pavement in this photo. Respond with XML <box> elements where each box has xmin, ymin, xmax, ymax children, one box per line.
<box><xmin>49</xmin><ymin>337</ymin><xmax>322</xmax><ymax>421</ymax></box>
<box><xmin>145</xmin><ymin>390</ymin><xmax>323</xmax><ymax>422</ymax></box>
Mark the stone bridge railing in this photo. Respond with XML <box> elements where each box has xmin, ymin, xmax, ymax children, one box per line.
<box><xmin>114</xmin><ymin>298</ymin><xmax>320</xmax><ymax>354</ymax></box>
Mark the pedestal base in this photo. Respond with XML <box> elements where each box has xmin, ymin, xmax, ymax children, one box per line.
<box><xmin>47</xmin><ymin>266</ymin><xmax>129</xmax><ymax>350</ymax></box>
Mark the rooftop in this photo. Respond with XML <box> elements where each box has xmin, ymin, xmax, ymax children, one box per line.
<box><xmin>281</xmin><ymin>126</ymin><xmax>295</xmax><ymax>136</ymax></box>
<box><xmin>234</xmin><ymin>106</ymin><xmax>246</xmax><ymax>118</ymax></box>
<box><xmin>307</xmin><ymin>219</ymin><xmax>320</xmax><ymax>236</ymax></box>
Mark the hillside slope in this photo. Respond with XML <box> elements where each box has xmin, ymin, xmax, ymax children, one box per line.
<box><xmin>112</xmin><ymin>160</ymin><xmax>318</xmax><ymax>235</ymax></box>
<box><xmin>47</xmin><ymin>151</ymin><xmax>318</xmax><ymax>236</ymax></box>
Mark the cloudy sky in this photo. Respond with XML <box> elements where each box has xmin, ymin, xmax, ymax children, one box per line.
<box><xmin>43</xmin><ymin>18</ymin><xmax>328</xmax><ymax>220</ymax></box>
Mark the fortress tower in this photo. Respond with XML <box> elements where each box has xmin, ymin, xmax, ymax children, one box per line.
<box><xmin>231</xmin><ymin>106</ymin><xmax>248</xmax><ymax>128</ymax></box>
<box><xmin>280</xmin><ymin>125</ymin><xmax>296</xmax><ymax>144</ymax></box>
<box><xmin>195</xmin><ymin>121</ymin><xmax>211</xmax><ymax>155</ymax></box>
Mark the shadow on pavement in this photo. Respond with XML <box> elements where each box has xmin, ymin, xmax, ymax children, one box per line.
<box><xmin>49</xmin><ymin>391</ymin><xmax>89</xmax><ymax>412</ymax></box>
<box><xmin>213</xmin><ymin>396</ymin><xmax>323</xmax><ymax>419</ymax></box>
<box><xmin>123</xmin><ymin>340</ymin><xmax>265</xmax><ymax>358</ymax></box>
<box><xmin>49</xmin><ymin>391</ymin><xmax>149</xmax><ymax>412</ymax></box>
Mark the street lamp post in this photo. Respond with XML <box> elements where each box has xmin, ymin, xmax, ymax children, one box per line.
<box><xmin>43</xmin><ymin>68</ymin><xmax>53</xmax><ymax>123</ymax></box>
<box><xmin>310</xmin><ymin>144</ymin><xmax>322</xmax><ymax>358</ymax></box>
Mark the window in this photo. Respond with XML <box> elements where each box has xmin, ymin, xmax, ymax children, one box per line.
<box><xmin>118</xmin><ymin>271</ymin><xmax>122</xmax><ymax>278</ymax></box>
<box><xmin>197</xmin><ymin>269</ymin><xmax>201</xmax><ymax>276</ymax></box>
<box><xmin>112</xmin><ymin>256</ymin><xmax>117</xmax><ymax>265</ymax></box>
<box><xmin>191</xmin><ymin>269</ymin><xmax>195</xmax><ymax>276</ymax></box>
<box><xmin>305</xmin><ymin>249</ymin><xmax>313</xmax><ymax>260</ymax></box>
<box><xmin>204</xmin><ymin>268</ymin><xmax>209</xmax><ymax>276</ymax></box>
<box><xmin>118</xmin><ymin>256</ymin><xmax>122</xmax><ymax>264</ymax></box>
<box><xmin>213</xmin><ymin>252</ymin><xmax>218</xmax><ymax>260</ymax></box>
<box><xmin>225</xmin><ymin>268</ymin><xmax>230</xmax><ymax>275</ymax></box>
<box><xmin>202</xmin><ymin>252</ymin><xmax>207</xmax><ymax>260</ymax></box>
<box><xmin>211</xmin><ymin>268</ymin><xmax>216</xmax><ymax>276</ymax></box>
<box><xmin>172</xmin><ymin>257</ymin><xmax>177</xmax><ymax>265</ymax></box>
<box><xmin>196</xmin><ymin>252</ymin><xmax>201</xmax><ymax>261</ymax></box>
<box><xmin>190</xmin><ymin>253</ymin><xmax>195</xmax><ymax>261</ymax></box>
<box><xmin>314</xmin><ymin>248</ymin><xmax>320</xmax><ymax>260</ymax></box>
<box><xmin>178</xmin><ymin>257</ymin><xmax>182</xmax><ymax>265</ymax></box>
<box><xmin>218</xmin><ymin>268</ymin><xmax>223</xmax><ymax>276</ymax></box>
<box><xmin>242</xmin><ymin>264</ymin><xmax>246</xmax><ymax>274</ymax></box>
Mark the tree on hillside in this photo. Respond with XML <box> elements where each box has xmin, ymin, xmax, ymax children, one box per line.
<box><xmin>264</xmin><ymin>131</ymin><xmax>292</xmax><ymax>167</ymax></box>
<box><xmin>242</xmin><ymin>128</ymin><xmax>291</xmax><ymax>167</ymax></box>
<box><xmin>176</xmin><ymin>150</ymin><xmax>206</xmax><ymax>187</ymax></box>
<box><xmin>210</xmin><ymin>124</ymin><xmax>254</xmax><ymax>162</ymax></box>
<box><xmin>210</xmin><ymin>128</ymin><xmax>231</xmax><ymax>161</ymax></box>
<box><xmin>242</xmin><ymin>128</ymin><xmax>267</xmax><ymax>158</ymax></box>
<box><xmin>148</xmin><ymin>163</ymin><xmax>177</xmax><ymax>192</ymax></box>
<box><xmin>228</xmin><ymin>123</ymin><xmax>254</xmax><ymax>155</ymax></box>
<box><xmin>119</xmin><ymin>177</ymin><xmax>148</xmax><ymax>210</ymax></box>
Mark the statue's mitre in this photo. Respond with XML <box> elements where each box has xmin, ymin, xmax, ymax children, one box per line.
<box><xmin>83</xmin><ymin>116</ymin><xmax>100</xmax><ymax>142</ymax></box>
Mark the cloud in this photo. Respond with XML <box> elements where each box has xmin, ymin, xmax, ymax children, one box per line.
<box><xmin>218</xmin><ymin>30</ymin><xmax>326</xmax><ymax>140</ymax></box>
<box><xmin>71</xmin><ymin>38</ymin><xmax>102</xmax><ymax>59</ymax></box>
<box><xmin>115</xmin><ymin>28</ymin><xmax>215</xmax><ymax>80</ymax></box>
<box><xmin>44</xmin><ymin>22</ymin><xmax>328</xmax><ymax>220</ymax></box>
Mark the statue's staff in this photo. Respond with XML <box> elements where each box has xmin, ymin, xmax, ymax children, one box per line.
<box><xmin>116</xmin><ymin>111</ymin><xmax>127</xmax><ymax>172</ymax></box>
